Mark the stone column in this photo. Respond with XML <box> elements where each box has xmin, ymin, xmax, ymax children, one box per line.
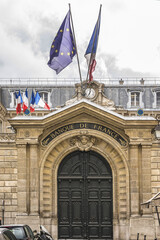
<box><xmin>17</xmin><ymin>144</ymin><xmax>29</xmax><ymax>214</ymax></box>
<box><xmin>141</xmin><ymin>144</ymin><xmax>152</xmax><ymax>215</ymax></box>
<box><xmin>129</xmin><ymin>144</ymin><xmax>140</xmax><ymax>216</ymax></box>
<box><xmin>29</xmin><ymin>144</ymin><xmax>39</xmax><ymax>214</ymax></box>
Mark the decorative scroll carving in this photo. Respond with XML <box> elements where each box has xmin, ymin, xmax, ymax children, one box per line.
<box><xmin>0</xmin><ymin>133</ymin><xmax>16</xmax><ymax>142</ymax></box>
<box><xmin>70</xmin><ymin>132</ymin><xmax>96</xmax><ymax>151</ymax></box>
<box><xmin>101</xmin><ymin>96</ymin><xmax>115</xmax><ymax>109</ymax></box>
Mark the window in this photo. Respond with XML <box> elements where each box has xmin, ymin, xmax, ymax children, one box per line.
<box><xmin>25</xmin><ymin>226</ymin><xmax>34</xmax><ymax>239</ymax></box>
<box><xmin>157</xmin><ymin>92</ymin><xmax>160</xmax><ymax>107</ymax></box>
<box><xmin>39</xmin><ymin>92</ymin><xmax>48</xmax><ymax>103</ymax></box>
<box><xmin>127</xmin><ymin>90</ymin><xmax>144</xmax><ymax>109</ymax></box>
<box><xmin>3</xmin><ymin>230</ymin><xmax>18</xmax><ymax>240</ymax></box>
<box><xmin>152</xmin><ymin>89</ymin><xmax>160</xmax><ymax>108</ymax></box>
<box><xmin>131</xmin><ymin>92</ymin><xmax>140</xmax><ymax>107</ymax></box>
<box><xmin>9</xmin><ymin>90</ymin><xmax>24</xmax><ymax>108</ymax></box>
<box><xmin>37</xmin><ymin>90</ymin><xmax>52</xmax><ymax>107</ymax></box>
<box><xmin>9</xmin><ymin>89</ymin><xmax>52</xmax><ymax>109</ymax></box>
<box><xmin>9</xmin><ymin>227</ymin><xmax>25</xmax><ymax>239</ymax></box>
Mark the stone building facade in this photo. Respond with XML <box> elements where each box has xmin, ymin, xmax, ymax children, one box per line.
<box><xmin>0</xmin><ymin>79</ymin><xmax>160</xmax><ymax>240</ymax></box>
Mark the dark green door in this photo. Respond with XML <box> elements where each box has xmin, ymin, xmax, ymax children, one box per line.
<box><xmin>58</xmin><ymin>151</ymin><xmax>113</xmax><ymax>240</ymax></box>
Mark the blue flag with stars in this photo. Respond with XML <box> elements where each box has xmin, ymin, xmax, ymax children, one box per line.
<box><xmin>48</xmin><ymin>10</ymin><xmax>76</xmax><ymax>74</ymax></box>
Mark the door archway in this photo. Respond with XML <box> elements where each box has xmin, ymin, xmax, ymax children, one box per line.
<box><xmin>58</xmin><ymin>150</ymin><xmax>113</xmax><ymax>239</ymax></box>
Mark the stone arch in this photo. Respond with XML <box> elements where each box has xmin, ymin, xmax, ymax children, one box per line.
<box><xmin>40</xmin><ymin>129</ymin><xmax>129</xmax><ymax>224</ymax></box>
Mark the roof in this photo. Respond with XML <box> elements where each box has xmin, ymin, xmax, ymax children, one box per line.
<box><xmin>11</xmin><ymin>99</ymin><xmax>156</xmax><ymax>121</ymax></box>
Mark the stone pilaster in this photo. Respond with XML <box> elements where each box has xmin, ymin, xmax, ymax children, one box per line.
<box><xmin>17</xmin><ymin>144</ymin><xmax>28</xmax><ymax>214</ymax></box>
<box><xmin>29</xmin><ymin>144</ymin><xmax>39</xmax><ymax>214</ymax></box>
<box><xmin>141</xmin><ymin>144</ymin><xmax>152</xmax><ymax>215</ymax></box>
<box><xmin>129</xmin><ymin>144</ymin><xmax>140</xmax><ymax>216</ymax></box>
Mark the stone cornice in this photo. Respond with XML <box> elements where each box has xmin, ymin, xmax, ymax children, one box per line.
<box><xmin>8</xmin><ymin>100</ymin><xmax>157</xmax><ymax>130</ymax></box>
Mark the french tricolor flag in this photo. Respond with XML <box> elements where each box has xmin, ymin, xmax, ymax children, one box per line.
<box><xmin>22</xmin><ymin>89</ymin><xmax>28</xmax><ymax>112</ymax></box>
<box><xmin>30</xmin><ymin>90</ymin><xmax>35</xmax><ymax>112</ymax></box>
<box><xmin>35</xmin><ymin>91</ymin><xmax>50</xmax><ymax>110</ymax></box>
<box><xmin>14</xmin><ymin>92</ymin><xmax>18</xmax><ymax>106</ymax></box>
<box><xmin>15</xmin><ymin>90</ymin><xmax>23</xmax><ymax>114</ymax></box>
<box><xmin>85</xmin><ymin>6</ymin><xmax>101</xmax><ymax>82</ymax></box>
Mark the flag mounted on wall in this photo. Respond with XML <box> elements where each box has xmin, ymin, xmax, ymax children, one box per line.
<box><xmin>30</xmin><ymin>90</ymin><xmax>35</xmax><ymax>113</ymax></box>
<box><xmin>22</xmin><ymin>89</ymin><xmax>28</xmax><ymax>112</ymax></box>
<box><xmin>48</xmin><ymin>10</ymin><xmax>76</xmax><ymax>74</ymax></box>
<box><xmin>35</xmin><ymin>91</ymin><xmax>50</xmax><ymax>110</ymax></box>
<box><xmin>15</xmin><ymin>90</ymin><xmax>23</xmax><ymax>114</ymax></box>
<box><xmin>85</xmin><ymin>5</ymin><xmax>101</xmax><ymax>82</ymax></box>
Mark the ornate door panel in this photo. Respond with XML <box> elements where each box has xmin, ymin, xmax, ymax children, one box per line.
<box><xmin>58</xmin><ymin>151</ymin><xmax>112</xmax><ymax>240</ymax></box>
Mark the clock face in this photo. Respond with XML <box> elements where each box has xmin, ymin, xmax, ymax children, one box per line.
<box><xmin>85</xmin><ymin>88</ymin><xmax>96</xmax><ymax>99</ymax></box>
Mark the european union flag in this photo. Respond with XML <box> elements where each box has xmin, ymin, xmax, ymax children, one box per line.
<box><xmin>48</xmin><ymin>10</ymin><xmax>76</xmax><ymax>74</ymax></box>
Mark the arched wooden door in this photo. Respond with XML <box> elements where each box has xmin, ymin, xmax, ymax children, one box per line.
<box><xmin>58</xmin><ymin>151</ymin><xmax>113</xmax><ymax>239</ymax></box>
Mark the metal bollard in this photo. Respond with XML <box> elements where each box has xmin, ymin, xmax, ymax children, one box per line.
<box><xmin>137</xmin><ymin>233</ymin><xmax>139</xmax><ymax>240</ymax></box>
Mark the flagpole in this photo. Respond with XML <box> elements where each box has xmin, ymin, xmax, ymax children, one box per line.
<box><xmin>94</xmin><ymin>4</ymin><xmax>102</xmax><ymax>59</ymax></box>
<box><xmin>69</xmin><ymin>3</ymin><xmax>83</xmax><ymax>89</ymax></box>
<box><xmin>86</xmin><ymin>4</ymin><xmax>102</xmax><ymax>82</ymax></box>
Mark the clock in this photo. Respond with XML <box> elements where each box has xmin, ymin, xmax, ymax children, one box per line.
<box><xmin>85</xmin><ymin>88</ymin><xmax>96</xmax><ymax>99</ymax></box>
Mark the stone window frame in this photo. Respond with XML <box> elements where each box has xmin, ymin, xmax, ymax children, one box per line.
<box><xmin>127</xmin><ymin>89</ymin><xmax>144</xmax><ymax>109</ymax></box>
<box><xmin>152</xmin><ymin>88</ymin><xmax>160</xmax><ymax>109</ymax></box>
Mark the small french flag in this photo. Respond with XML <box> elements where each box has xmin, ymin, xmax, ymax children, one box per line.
<box><xmin>14</xmin><ymin>92</ymin><xmax>18</xmax><ymax>106</ymax></box>
<box><xmin>15</xmin><ymin>90</ymin><xmax>23</xmax><ymax>114</ymax></box>
<box><xmin>30</xmin><ymin>90</ymin><xmax>35</xmax><ymax>113</ymax></box>
<box><xmin>35</xmin><ymin>91</ymin><xmax>50</xmax><ymax>110</ymax></box>
<box><xmin>22</xmin><ymin>89</ymin><xmax>28</xmax><ymax>112</ymax></box>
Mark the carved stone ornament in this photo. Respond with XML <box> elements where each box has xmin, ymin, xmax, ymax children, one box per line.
<box><xmin>25</xmin><ymin>131</ymin><xmax>30</xmax><ymax>138</ymax></box>
<box><xmin>70</xmin><ymin>133</ymin><xmax>96</xmax><ymax>151</ymax></box>
<box><xmin>64</xmin><ymin>80</ymin><xmax>116</xmax><ymax>110</ymax></box>
<box><xmin>0</xmin><ymin>103</ymin><xmax>7</xmax><ymax>118</ymax></box>
<box><xmin>0</xmin><ymin>133</ymin><xmax>16</xmax><ymax>142</ymax></box>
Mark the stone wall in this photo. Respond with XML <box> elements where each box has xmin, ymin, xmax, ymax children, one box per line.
<box><xmin>0</xmin><ymin>143</ymin><xmax>17</xmax><ymax>224</ymax></box>
<box><xmin>0</xmin><ymin>98</ymin><xmax>159</xmax><ymax>239</ymax></box>
<box><xmin>151</xmin><ymin>142</ymin><xmax>160</xmax><ymax>195</ymax></box>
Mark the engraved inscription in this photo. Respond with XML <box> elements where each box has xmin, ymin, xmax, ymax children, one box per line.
<box><xmin>42</xmin><ymin>123</ymin><xmax>127</xmax><ymax>147</ymax></box>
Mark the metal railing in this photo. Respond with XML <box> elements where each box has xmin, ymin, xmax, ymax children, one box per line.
<box><xmin>0</xmin><ymin>77</ymin><xmax>160</xmax><ymax>87</ymax></box>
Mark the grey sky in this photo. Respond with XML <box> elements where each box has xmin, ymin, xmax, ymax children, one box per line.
<box><xmin>0</xmin><ymin>0</ymin><xmax>160</xmax><ymax>79</ymax></box>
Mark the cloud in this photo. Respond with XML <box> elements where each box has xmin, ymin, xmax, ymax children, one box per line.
<box><xmin>96</xmin><ymin>53</ymin><xmax>151</xmax><ymax>78</ymax></box>
<box><xmin>0</xmin><ymin>0</ymin><xmax>160</xmax><ymax>79</ymax></box>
